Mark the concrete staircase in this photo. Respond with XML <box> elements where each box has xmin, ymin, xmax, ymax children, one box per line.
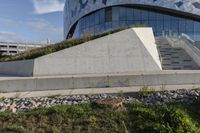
<box><xmin>156</xmin><ymin>37</ymin><xmax>199</xmax><ymax>70</ymax></box>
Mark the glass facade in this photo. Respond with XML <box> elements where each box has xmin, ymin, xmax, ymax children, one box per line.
<box><xmin>71</xmin><ymin>6</ymin><xmax>200</xmax><ymax>41</ymax></box>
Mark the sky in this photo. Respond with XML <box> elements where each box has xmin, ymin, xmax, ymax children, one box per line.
<box><xmin>0</xmin><ymin>0</ymin><xmax>65</xmax><ymax>44</ymax></box>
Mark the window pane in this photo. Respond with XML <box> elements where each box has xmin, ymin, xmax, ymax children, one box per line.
<box><xmin>149</xmin><ymin>11</ymin><xmax>156</xmax><ymax>20</ymax></box>
<box><xmin>171</xmin><ymin>20</ymin><xmax>179</xmax><ymax>33</ymax></box>
<box><xmin>185</xmin><ymin>20</ymin><xmax>194</xmax><ymax>33</ymax></box>
<box><xmin>171</xmin><ymin>15</ymin><xmax>178</xmax><ymax>21</ymax></box>
<box><xmin>95</xmin><ymin>11</ymin><xmax>100</xmax><ymax>25</ymax></box>
<box><xmin>157</xmin><ymin>13</ymin><xmax>163</xmax><ymax>21</ymax></box>
<box><xmin>127</xmin><ymin>20</ymin><xmax>134</xmax><ymax>26</ymax></box>
<box><xmin>112</xmin><ymin>21</ymin><xmax>119</xmax><ymax>29</ymax></box>
<box><xmin>120</xmin><ymin>21</ymin><xmax>127</xmax><ymax>27</ymax></box>
<box><xmin>89</xmin><ymin>13</ymin><xmax>95</xmax><ymax>26</ymax></box>
<box><xmin>157</xmin><ymin>20</ymin><xmax>163</xmax><ymax>35</ymax></box>
<box><xmin>149</xmin><ymin>20</ymin><xmax>157</xmax><ymax>33</ymax></box>
<box><xmin>133</xmin><ymin>9</ymin><xmax>141</xmax><ymax>20</ymax></box>
<box><xmin>119</xmin><ymin>7</ymin><xmax>126</xmax><ymax>20</ymax></box>
<box><xmin>112</xmin><ymin>7</ymin><xmax>119</xmax><ymax>21</ymax></box>
<box><xmin>105</xmin><ymin>7</ymin><xmax>112</xmax><ymax>22</ymax></box>
<box><xmin>82</xmin><ymin>18</ymin><xmax>86</xmax><ymax>29</ymax></box>
<box><xmin>85</xmin><ymin>17</ymin><xmax>90</xmax><ymax>28</ymax></box>
<box><xmin>164</xmin><ymin>20</ymin><xmax>170</xmax><ymax>31</ymax></box>
<box><xmin>194</xmin><ymin>21</ymin><xmax>200</xmax><ymax>33</ymax></box>
<box><xmin>105</xmin><ymin>22</ymin><xmax>112</xmax><ymax>30</ymax></box>
<box><xmin>163</xmin><ymin>14</ymin><xmax>170</xmax><ymax>21</ymax></box>
<box><xmin>126</xmin><ymin>8</ymin><xmax>133</xmax><ymax>20</ymax></box>
<box><xmin>141</xmin><ymin>10</ymin><xmax>148</xmax><ymax>21</ymax></box>
<box><xmin>179</xmin><ymin>18</ymin><xmax>186</xmax><ymax>33</ymax></box>
<box><xmin>99</xmin><ymin>9</ymin><xmax>105</xmax><ymax>23</ymax></box>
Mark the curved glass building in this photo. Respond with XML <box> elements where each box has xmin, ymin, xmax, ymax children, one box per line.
<box><xmin>64</xmin><ymin>0</ymin><xmax>200</xmax><ymax>40</ymax></box>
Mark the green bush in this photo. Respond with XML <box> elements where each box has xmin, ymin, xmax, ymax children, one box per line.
<box><xmin>127</xmin><ymin>102</ymin><xmax>200</xmax><ymax>133</ymax></box>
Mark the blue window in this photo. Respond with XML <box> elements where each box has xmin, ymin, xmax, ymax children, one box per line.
<box><xmin>179</xmin><ymin>18</ymin><xmax>186</xmax><ymax>33</ymax></box>
<box><xmin>89</xmin><ymin>13</ymin><xmax>95</xmax><ymax>26</ymax></box>
<box><xmin>112</xmin><ymin>7</ymin><xmax>119</xmax><ymax>21</ymax></box>
<box><xmin>133</xmin><ymin>9</ymin><xmax>141</xmax><ymax>21</ymax></box>
<box><xmin>185</xmin><ymin>20</ymin><xmax>194</xmax><ymax>33</ymax></box>
<box><xmin>148</xmin><ymin>11</ymin><xmax>156</xmax><ymax>20</ymax></box>
<box><xmin>112</xmin><ymin>21</ymin><xmax>119</xmax><ymax>29</ymax></box>
<box><xmin>141</xmin><ymin>10</ymin><xmax>148</xmax><ymax>21</ymax></box>
<box><xmin>99</xmin><ymin>9</ymin><xmax>105</xmax><ymax>24</ymax></box>
<box><xmin>95</xmin><ymin>11</ymin><xmax>100</xmax><ymax>25</ymax></box>
<box><xmin>194</xmin><ymin>21</ymin><xmax>200</xmax><ymax>33</ymax></box>
<box><xmin>105</xmin><ymin>7</ymin><xmax>112</xmax><ymax>22</ymax></box>
<box><xmin>126</xmin><ymin>8</ymin><xmax>133</xmax><ymax>21</ymax></box>
<box><xmin>156</xmin><ymin>13</ymin><xmax>163</xmax><ymax>21</ymax></box>
<box><xmin>119</xmin><ymin>7</ymin><xmax>127</xmax><ymax>20</ymax></box>
<box><xmin>85</xmin><ymin>16</ymin><xmax>90</xmax><ymax>28</ymax></box>
<box><xmin>164</xmin><ymin>20</ymin><xmax>171</xmax><ymax>31</ymax></box>
<box><xmin>71</xmin><ymin>6</ymin><xmax>200</xmax><ymax>41</ymax></box>
<box><xmin>171</xmin><ymin>20</ymin><xmax>179</xmax><ymax>33</ymax></box>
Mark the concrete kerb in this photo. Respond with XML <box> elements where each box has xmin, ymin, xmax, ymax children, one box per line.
<box><xmin>1</xmin><ymin>85</ymin><xmax>200</xmax><ymax>98</ymax></box>
<box><xmin>0</xmin><ymin>71</ymin><xmax>200</xmax><ymax>93</ymax></box>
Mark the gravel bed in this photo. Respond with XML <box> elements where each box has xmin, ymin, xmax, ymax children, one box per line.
<box><xmin>0</xmin><ymin>89</ymin><xmax>199</xmax><ymax>113</ymax></box>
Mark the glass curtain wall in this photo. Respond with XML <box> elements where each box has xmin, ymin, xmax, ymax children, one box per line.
<box><xmin>72</xmin><ymin>6</ymin><xmax>200</xmax><ymax>41</ymax></box>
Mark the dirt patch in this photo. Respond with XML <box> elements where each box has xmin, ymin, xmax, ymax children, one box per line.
<box><xmin>95</xmin><ymin>98</ymin><xmax>123</xmax><ymax>108</ymax></box>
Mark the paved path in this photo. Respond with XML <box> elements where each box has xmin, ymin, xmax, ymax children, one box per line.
<box><xmin>0</xmin><ymin>84</ymin><xmax>199</xmax><ymax>98</ymax></box>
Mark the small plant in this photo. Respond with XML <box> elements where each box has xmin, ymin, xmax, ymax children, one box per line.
<box><xmin>139</xmin><ymin>86</ymin><xmax>156</xmax><ymax>97</ymax></box>
<box><xmin>160</xmin><ymin>84</ymin><xmax>166</xmax><ymax>91</ymax></box>
<box><xmin>48</xmin><ymin>94</ymin><xmax>61</xmax><ymax>98</ymax></box>
<box><xmin>3</xmin><ymin>124</ymin><xmax>26</xmax><ymax>133</ymax></box>
<box><xmin>88</xmin><ymin>115</ymin><xmax>97</xmax><ymax>126</ymax></box>
<box><xmin>117</xmin><ymin>90</ymin><xmax>124</xmax><ymax>97</ymax></box>
<box><xmin>139</xmin><ymin>86</ymin><xmax>149</xmax><ymax>97</ymax></box>
<box><xmin>14</xmin><ymin>92</ymin><xmax>21</xmax><ymax>99</ymax></box>
<box><xmin>122</xmin><ymin>120</ymin><xmax>129</xmax><ymax>133</ymax></box>
<box><xmin>0</xmin><ymin>96</ymin><xmax>5</xmax><ymax>100</ymax></box>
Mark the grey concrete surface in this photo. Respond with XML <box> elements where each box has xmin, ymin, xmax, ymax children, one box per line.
<box><xmin>156</xmin><ymin>37</ymin><xmax>199</xmax><ymax>70</ymax></box>
<box><xmin>166</xmin><ymin>37</ymin><xmax>200</xmax><ymax>67</ymax></box>
<box><xmin>0</xmin><ymin>60</ymin><xmax>34</xmax><ymax>76</ymax></box>
<box><xmin>0</xmin><ymin>70</ymin><xmax>200</xmax><ymax>93</ymax></box>
<box><xmin>33</xmin><ymin>28</ymin><xmax>162</xmax><ymax>76</ymax></box>
<box><xmin>1</xmin><ymin>85</ymin><xmax>199</xmax><ymax>98</ymax></box>
<box><xmin>0</xmin><ymin>28</ymin><xmax>162</xmax><ymax>77</ymax></box>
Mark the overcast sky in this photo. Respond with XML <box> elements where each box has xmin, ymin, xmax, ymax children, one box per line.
<box><xmin>0</xmin><ymin>0</ymin><xmax>65</xmax><ymax>44</ymax></box>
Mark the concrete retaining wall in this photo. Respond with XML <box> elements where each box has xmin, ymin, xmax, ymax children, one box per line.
<box><xmin>0</xmin><ymin>71</ymin><xmax>200</xmax><ymax>93</ymax></box>
<box><xmin>33</xmin><ymin>28</ymin><xmax>162</xmax><ymax>76</ymax></box>
<box><xmin>0</xmin><ymin>28</ymin><xmax>162</xmax><ymax>77</ymax></box>
<box><xmin>0</xmin><ymin>60</ymin><xmax>34</xmax><ymax>76</ymax></box>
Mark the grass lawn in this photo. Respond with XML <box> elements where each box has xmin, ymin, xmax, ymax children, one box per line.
<box><xmin>0</xmin><ymin>99</ymin><xmax>199</xmax><ymax>133</ymax></box>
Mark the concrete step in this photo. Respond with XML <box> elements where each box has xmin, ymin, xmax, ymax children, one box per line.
<box><xmin>156</xmin><ymin>38</ymin><xmax>199</xmax><ymax>70</ymax></box>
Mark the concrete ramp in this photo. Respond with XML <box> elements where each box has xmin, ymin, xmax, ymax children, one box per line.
<box><xmin>0</xmin><ymin>28</ymin><xmax>162</xmax><ymax>76</ymax></box>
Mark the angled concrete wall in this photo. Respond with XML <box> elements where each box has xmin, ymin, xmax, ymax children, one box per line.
<box><xmin>33</xmin><ymin>28</ymin><xmax>162</xmax><ymax>76</ymax></box>
<box><xmin>134</xmin><ymin>28</ymin><xmax>162</xmax><ymax>69</ymax></box>
<box><xmin>0</xmin><ymin>28</ymin><xmax>162</xmax><ymax>77</ymax></box>
<box><xmin>0</xmin><ymin>60</ymin><xmax>34</xmax><ymax>76</ymax></box>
